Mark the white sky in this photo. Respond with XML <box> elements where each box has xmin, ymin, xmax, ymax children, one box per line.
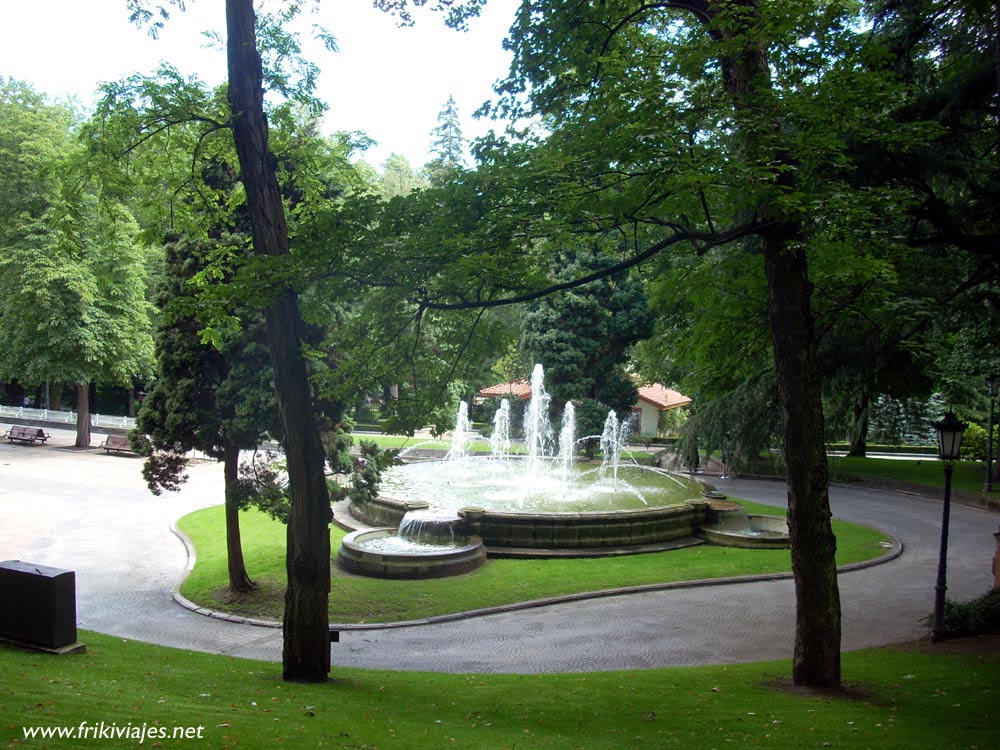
<box><xmin>0</xmin><ymin>0</ymin><xmax>519</xmax><ymax>168</ymax></box>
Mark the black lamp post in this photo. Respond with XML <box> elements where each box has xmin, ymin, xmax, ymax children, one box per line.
<box><xmin>931</xmin><ymin>411</ymin><xmax>967</xmax><ymax>643</ymax></box>
<box><xmin>986</xmin><ymin>375</ymin><xmax>998</xmax><ymax>493</ymax></box>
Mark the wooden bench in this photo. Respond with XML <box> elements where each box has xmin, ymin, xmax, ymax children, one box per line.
<box><xmin>100</xmin><ymin>434</ymin><xmax>137</xmax><ymax>455</ymax></box>
<box><xmin>4</xmin><ymin>425</ymin><xmax>51</xmax><ymax>444</ymax></box>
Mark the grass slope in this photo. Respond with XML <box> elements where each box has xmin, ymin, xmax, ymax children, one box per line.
<box><xmin>2</xmin><ymin>632</ymin><xmax>998</xmax><ymax>749</ymax></box>
<box><xmin>828</xmin><ymin>455</ymin><xmax>988</xmax><ymax>494</ymax></box>
<box><xmin>177</xmin><ymin>500</ymin><xmax>889</xmax><ymax>624</ymax></box>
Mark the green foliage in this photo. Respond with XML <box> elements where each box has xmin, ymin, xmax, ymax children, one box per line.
<box><xmin>136</xmin><ymin>232</ymin><xmax>277</xmax><ymax>495</ymax></box>
<box><xmin>960</xmin><ymin>423</ymin><xmax>999</xmax><ymax>463</ymax></box>
<box><xmin>374</xmin><ymin>0</ymin><xmax>487</xmax><ymax>30</ymax></box>
<box><xmin>0</xmin><ymin>79</ymin><xmax>78</xmax><ymax>241</ymax></box>
<box><xmin>139</xmin><ymin>446</ymin><xmax>190</xmax><ymax>497</ymax></box>
<box><xmin>0</xmin><ymin>81</ymin><xmax>154</xmax><ymax>391</ymax></box>
<box><xmin>576</xmin><ymin>398</ymin><xmax>611</xmax><ymax>459</ymax></box>
<box><xmin>425</xmin><ymin>94</ymin><xmax>467</xmax><ymax>183</ymax></box>
<box><xmin>347</xmin><ymin>440</ymin><xmax>401</xmax><ymax>507</ymax></box>
<box><xmin>376</xmin><ymin>153</ymin><xmax>427</xmax><ymax>199</ymax></box>
<box><xmin>521</xmin><ymin>242</ymin><xmax>654</xmax><ymax>417</ymax></box>
<box><xmin>232</xmin><ymin>451</ymin><xmax>291</xmax><ymax>524</ymax></box>
<box><xmin>673</xmin><ymin>374</ymin><xmax>781</xmax><ymax>474</ymax></box>
<box><xmin>928</xmin><ymin>589</ymin><xmax>1000</xmax><ymax>639</ymax></box>
<box><xmin>84</xmin><ymin>65</ymin><xmax>234</xmax><ymax>243</ymax></box>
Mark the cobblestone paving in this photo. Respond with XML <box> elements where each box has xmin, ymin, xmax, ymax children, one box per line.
<box><xmin>2</xmin><ymin>431</ymin><xmax>996</xmax><ymax>673</ymax></box>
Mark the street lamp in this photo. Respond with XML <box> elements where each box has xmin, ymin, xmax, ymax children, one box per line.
<box><xmin>931</xmin><ymin>411</ymin><xmax>967</xmax><ymax>642</ymax></box>
<box><xmin>986</xmin><ymin>375</ymin><xmax>998</xmax><ymax>493</ymax></box>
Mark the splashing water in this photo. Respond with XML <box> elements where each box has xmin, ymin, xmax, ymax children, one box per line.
<box><xmin>379</xmin><ymin>365</ymin><xmax>681</xmax><ymax>513</ymax></box>
<box><xmin>600</xmin><ymin>410</ymin><xmax>629</xmax><ymax>483</ymax></box>
<box><xmin>558</xmin><ymin>401</ymin><xmax>576</xmax><ymax>475</ymax></box>
<box><xmin>445</xmin><ymin>400</ymin><xmax>473</xmax><ymax>461</ymax></box>
<box><xmin>523</xmin><ymin>363</ymin><xmax>552</xmax><ymax>472</ymax></box>
<box><xmin>491</xmin><ymin>399</ymin><xmax>512</xmax><ymax>462</ymax></box>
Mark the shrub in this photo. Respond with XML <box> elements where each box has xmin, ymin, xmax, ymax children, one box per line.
<box><xmin>926</xmin><ymin>588</ymin><xmax>1000</xmax><ymax>638</ymax></box>
<box><xmin>960</xmin><ymin>423</ymin><xmax>998</xmax><ymax>462</ymax></box>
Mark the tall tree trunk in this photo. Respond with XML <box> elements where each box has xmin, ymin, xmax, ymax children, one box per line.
<box><xmin>763</xmin><ymin>245</ymin><xmax>842</xmax><ymax>689</ymax></box>
<box><xmin>223</xmin><ymin>441</ymin><xmax>255</xmax><ymax>593</ymax></box>
<box><xmin>75</xmin><ymin>382</ymin><xmax>91</xmax><ymax>448</ymax></box>
<box><xmin>226</xmin><ymin>0</ymin><xmax>331</xmax><ymax>682</ymax></box>
<box><xmin>847</xmin><ymin>387</ymin><xmax>869</xmax><ymax>458</ymax></box>
<box><xmin>50</xmin><ymin>381</ymin><xmax>63</xmax><ymax>411</ymax></box>
<box><xmin>706</xmin><ymin>0</ymin><xmax>842</xmax><ymax>688</ymax></box>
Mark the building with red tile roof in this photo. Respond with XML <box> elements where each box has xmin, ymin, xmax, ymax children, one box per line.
<box><xmin>476</xmin><ymin>380</ymin><xmax>690</xmax><ymax>437</ymax></box>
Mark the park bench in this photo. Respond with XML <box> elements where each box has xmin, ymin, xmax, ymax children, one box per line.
<box><xmin>100</xmin><ymin>434</ymin><xmax>137</xmax><ymax>455</ymax></box>
<box><xmin>4</xmin><ymin>425</ymin><xmax>51</xmax><ymax>445</ymax></box>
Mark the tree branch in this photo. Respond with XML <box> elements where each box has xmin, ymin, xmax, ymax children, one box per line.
<box><xmin>418</xmin><ymin>220</ymin><xmax>768</xmax><ymax>311</ymax></box>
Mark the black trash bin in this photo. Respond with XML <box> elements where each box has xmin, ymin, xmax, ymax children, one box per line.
<box><xmin>0</xmin><ymin>560</ymin><xmax>80</xmax><ymax>651</ymax></box>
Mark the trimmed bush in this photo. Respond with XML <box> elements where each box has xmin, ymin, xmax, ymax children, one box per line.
<box><xmin>933</xmin><ymin>588</ymin><xmax>1000</xmax><ymax>637</ymax></box>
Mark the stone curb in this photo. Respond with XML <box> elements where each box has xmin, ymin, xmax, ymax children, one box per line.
<box><xmin>168</xmin><ymin>521</ymin><xmax>904</xmax><ymax>633</ymax></box>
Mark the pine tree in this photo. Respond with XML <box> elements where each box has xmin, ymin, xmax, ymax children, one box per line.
<box><xmin>425</xmin><ymin>95</ymin><xmax>467</xmax><ymax>183</ymax></box>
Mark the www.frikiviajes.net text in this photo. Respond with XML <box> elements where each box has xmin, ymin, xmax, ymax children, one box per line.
<box><xmin>22</xmin><ymin>722</ymin><xmax>206</xmax><ymax>744</ymax></box>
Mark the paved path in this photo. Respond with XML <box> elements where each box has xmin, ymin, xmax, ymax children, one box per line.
<box><xmin>2</xmin><ymin>430</ymin><xmax>998</xmax><ymax>673</ymax></box>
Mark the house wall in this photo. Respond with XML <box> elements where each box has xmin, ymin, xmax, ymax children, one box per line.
<box><xmin>635</xmin><ymin>402</ymin><xmax>660</xmax><ymax>437</ymax></box>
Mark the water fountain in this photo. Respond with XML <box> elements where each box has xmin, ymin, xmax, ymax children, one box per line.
<box><xmin>339</xmin><ymin>365</ymin><xmax>787</xmax><ymax>578</ymax></box>
<box><xmin>697</xmin><ymin>498</ymin><xmax>790</xmax><ymax>549</ymax></box>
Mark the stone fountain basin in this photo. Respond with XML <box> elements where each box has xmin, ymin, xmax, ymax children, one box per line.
<box><xmin>699</xmin><ymin>514</ymin><xmax>790</xmax><ymax>549</ymax></box>
<box><xmin>337</xmin><ymin>528</ymin><xmax>487</xmax><ymax>579</ymax></box>
<box><xmin>350</xmin><ymin>496</ymin><xmax>712</xmax><ymax>556</ymax></box>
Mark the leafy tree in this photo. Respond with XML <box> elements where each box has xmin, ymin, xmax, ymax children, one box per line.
<box><xmin>0</xmin><ymin>81</ymin><xmax>154</xmax><ymax>445</ymax></box>
<box><xmin>435</xmin><ymin>0</ymin><xmax>893</xmax><ymax>689</ymax></box>
<box><xmin>378</xmin><ymin>153</ymin><xmax>427</xmax><ymax>199</ymax></box>
<box><xmin>521</xmin><ymin>242</ymin><xmax>654</xmax><ymax>453</ymax></box>
<box><xmin>221</xmin><ymin>0</ymin><xmax>335</xmax><ymax>682</ymax></box>
<box><xmin>0</xmin><ymin>79</ymin><xmax>75</xmax><ymax>244</ymax></box>
<box><xmin>86</xmin><ymin>65</ymin><xmax>234</xmax><ymax>244</ymax></box>
<box><xmin>861</xmin><ymin>0</ymin><xmax>1000</xmax><ymax>404</ymax></box>
<box><xmin>123</xmin><ymin>0</ymin><xmax>347</xmax><ymax>681</ymax></box>
<box><xmin>137</xmin><ymin>232</ymin><xmax>277</xmax><ymax>593</ymax></box>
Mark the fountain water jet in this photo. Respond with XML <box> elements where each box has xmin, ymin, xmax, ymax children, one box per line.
<box><xmin>558</xmin><ymin>401</ymin><xmax>576</xmax><ymax>475</ymax></box>
<box><xmin>599</xmin><ymin>409</ymin><xmax>628</xmax><ymax>483</ymax></box>
<box><xmin>491</xmin><ymin>399</ymin><xmax>512</xmax><ymax>462</ymax></box>
<box><xmin>523</xmin><ymin>363</ymin><xmax>552</xmax><ymax>472</ymax></box>
<box><xmin>446</xmin><ymin>400</ymin><xmax>473</xmax><ymax>461</ymax></box>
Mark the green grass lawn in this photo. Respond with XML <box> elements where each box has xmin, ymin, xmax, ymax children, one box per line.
<box><xmin>2</xmin><ymin>631</ymin><xmax>998</xmax><ymax>750</ymax></box>
<box><xmin>177</xmin><ymin>499</ymin><xmax>889</xmax><ymax>624</ymax></box>
<box><xmin>828</xmin><ymin>456</ymin><xmax>988</xmax><ymax>494</ymax></box>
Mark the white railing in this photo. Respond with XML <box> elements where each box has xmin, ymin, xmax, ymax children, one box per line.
<box><xmin>0</xmin><ymin>405</ymin><xmax>136</xmax><ymax>431</ymax></box>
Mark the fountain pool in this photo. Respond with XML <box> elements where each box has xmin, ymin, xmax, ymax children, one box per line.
<box><xmin>338</xmin><ymin>365</ymin><xmax>787</xmax><ymax>577</ymax></box>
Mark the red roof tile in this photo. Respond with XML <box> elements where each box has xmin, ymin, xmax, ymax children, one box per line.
<box><xmin>477</xmin><ymin>380</ymin><xmax>690</xmax><ymax>410</ymax></box>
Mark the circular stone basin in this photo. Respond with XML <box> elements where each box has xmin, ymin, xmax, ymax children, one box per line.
<box><xmin>337</xmin><ymin>528</ymin><xmax>487</xmax><ymax>579</ymax></box>
<box><xmin>700</xmin><ymin>514</ymin><xmax>790</xmax><ymax>549</ymax></box>
<box><xmin>351</xmin><ymin>460</ymin><xmax>708</xmax><ymax>554</ymax></box>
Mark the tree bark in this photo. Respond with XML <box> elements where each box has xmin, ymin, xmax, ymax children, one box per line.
<box><xmin>226</xmin><ymin>0</ymin><xmax>331</xmax><ymax>682</ymax></box>
<box><xmin>50</xmin><ymin>381</ymin><xmax>64</xmax><ymax>411</ymax></box>
<box><xmin>75</xmin><ymin>382</ymin><xmax>91</xmax><ymax>448</ymax></box>
<box><xmin>762</xmin><ymin>245</ymin><xmax>842</xmax><ymax>689</ymax></box>
<box><xmin>705</xmin><ymin>0</ymin><xmax>842</xmax><ymax>688</ymax></box>
<box><xmin>223</xmin><ymin>441</ymin><xmax>255</xmax><ymax>593</ymax></box>
<box><xmin>846</xmin><ymin>387</ymin><xmax>869</xmax><ymax>458</ymax></box>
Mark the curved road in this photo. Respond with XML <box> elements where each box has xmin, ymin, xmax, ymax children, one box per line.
<box><xmin>2</xmin><ymin>431</ymin><xmax>997</xmax><ymax>673</ymax></box>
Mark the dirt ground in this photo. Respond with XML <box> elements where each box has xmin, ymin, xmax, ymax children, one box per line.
<box><xmin>893</xmin><ymin>631</ymin><xmax>1000</xmax><ymax>655</ymax></box>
